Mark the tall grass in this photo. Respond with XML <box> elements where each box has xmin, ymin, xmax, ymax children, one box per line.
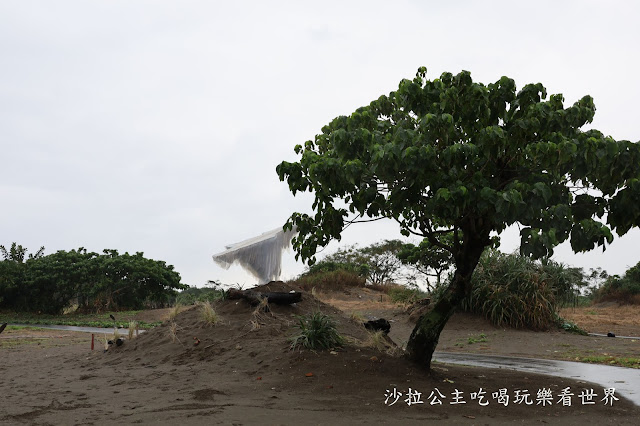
<box><xmin>459</xmin><ymin>250</ymin><xmax>583</xmax><ymax>330</ymax></box>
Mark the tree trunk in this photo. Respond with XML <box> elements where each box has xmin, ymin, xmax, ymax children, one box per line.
<box><xmin>405</xmin><ymin>274</ymin><xmax>465</xmax><ymax>368</ymax></box>
<box><xmin>406</xmin><ymin>239</ymin><xmax>485</xmax><ymax>369</ymax></box>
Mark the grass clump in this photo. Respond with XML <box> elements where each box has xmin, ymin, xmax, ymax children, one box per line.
<box><xmin>349</xmin><ymin>311</ymin><xmax>366</xmax><ymax>323</ymax></box>
<box><xmin>128</xmin><ymin>320</ymin><xmax>139</xmax><ymax>340</ymax></box>
<box><xmin>199</xmin><ymin>301</ymin><xmax>219</xmax><ymax>326</ymax></box>
<box><xmin>456</xmin><ymin>250</ymin><xmax>583</xmax><ymax>330</ymax></box>
<box><xmin>290</xmin><ymin>312</ymin><xmax>344</xmax><ymax>351</ymax></box>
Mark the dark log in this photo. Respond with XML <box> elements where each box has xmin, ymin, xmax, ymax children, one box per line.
<box><xmin>227</xmin><ymin>289</ymin><xmax>302</xmax><ymax>306</ymax></box>
<box><xmin>364</xmin><ymin>318</ymin><xmax>391</xmax><ymax>334</ymax></box>
<box><xmin>0</xmin><ymin>323</ymin><xmax>6</xmax><ymax>335</ymax></box>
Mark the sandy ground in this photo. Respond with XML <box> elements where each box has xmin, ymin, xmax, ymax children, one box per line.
<box><xmin>1</xmin><ymin>283</ymin><xmax>639</xmax><ymax>425</ymax></box>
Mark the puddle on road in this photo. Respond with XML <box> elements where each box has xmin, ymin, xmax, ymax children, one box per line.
<box><xmin>434</xmin><ymin>351</ymin><xmax>640</xmax><ymax>407</ymax></box>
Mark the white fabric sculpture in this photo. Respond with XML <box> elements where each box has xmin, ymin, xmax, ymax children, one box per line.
<box><xmin>212</xmin><ymin>226</ymin><xmax>297</xmax><ymax>284</ymax></box>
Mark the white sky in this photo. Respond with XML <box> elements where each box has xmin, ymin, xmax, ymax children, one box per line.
<box><xmin>1</xmin><ymin>0</ymin><xmax>639</xmax><ymax>287</ymax></box>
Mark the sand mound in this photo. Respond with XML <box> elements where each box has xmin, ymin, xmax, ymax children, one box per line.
<box><xmin>100</xmin><ymin>282</ymin><xmax>380</xmax><ymax>367</ymax></box>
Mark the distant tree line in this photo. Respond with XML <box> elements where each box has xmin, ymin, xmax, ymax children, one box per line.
<box><xmin>0</xmin><ymin>243</ymin><xmax>186</xmax><ymax>314</ymax></box>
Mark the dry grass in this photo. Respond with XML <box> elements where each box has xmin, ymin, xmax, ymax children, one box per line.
<box><xmin>249</xmin><ymin>319</ymin><xmax>262</xmax><ymax>331</ymax></box>
<box><xmin>559</xmin><ymin>304</ymin><xmax>640</xmax><ymax>335</ymax></box>
<box><xmin>128</xmin><ymin>321</ymin><xmax>139</xmax><ymax>340</ymax></box>
<box><xmin>352</xmin><ymin>330</ymin><xmax>403</xmax><ymax>356</ymax></box>
<box><xmin>168</xmin><ymin>321</ymin><xmax>183</xmax><ymax>344</ymax></box>
<box><xmin>102</xmin><ymin>334</ymin><xmax>109</xmax><ymax>351</ymax></box>
<box><xmin>253</xmin><ymin>297</ymin><xmax>269</xmax><ymax>315</ymax></box>
<box><xmin>168</xmin><ymin>304</ymin><xmax>183</xmax><ymax>321</ymax></box>
<box><xmin>349</xmin><ymin>311</ymin><xmax>366</xmax><ymax>324</ymax></box>
<box><xmin>199</xmin><ymin>301</ymin><xmax>219</xmax><ymax>326</ymax></box>
<box><xmin>319</xmin><ymin>296</ymin><xmax>396</xmax><ymax>313</ymax></box>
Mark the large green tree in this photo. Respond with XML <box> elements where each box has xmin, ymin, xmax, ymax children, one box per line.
<box><xmin>0</xmin><ymin>244</ymin><xmax>185</xmax><ymax>314</ymax></box>
<box><xmin>277</xmin><ymin>67</ymin><xmax>640</xmax><ymax>368</ymax></box>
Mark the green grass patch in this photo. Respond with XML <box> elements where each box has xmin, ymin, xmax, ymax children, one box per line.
<box><xmin>0</xmin><ymin>310</ymin><xmax>160</xmax><ymax>329</ymax></box>
<box><xmin>467</xmin><ymin>333</ymin><xmax>488</xmax><ymax>344</ymax></box>
<box><xmin>5</xmin><ymin>325</ymin><xmax>47</xmax><ymax>331</ymax></box>
<box><xmin>573</xmin><ymin>355</ymin><xmax>640</xmax><ymax>369</ymax></box>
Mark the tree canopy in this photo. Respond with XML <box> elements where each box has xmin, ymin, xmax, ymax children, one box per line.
<box><xmin>277</xmin><ymin>67</ymin><xmax>640</xmax><ymax>367</ymax></box>
<box><xmin>0</xmin><ymin>244</ymin><xmax>186</xmax><ymax>314</ymax></box>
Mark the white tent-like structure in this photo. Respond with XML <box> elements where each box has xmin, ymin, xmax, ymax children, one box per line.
<box><xmin>212</xmin><ymin>226</ymin><xmax>298</xmax><ymax>284</ymax></box>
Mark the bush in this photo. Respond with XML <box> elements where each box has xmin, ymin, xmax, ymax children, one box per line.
<box><xmin>457</xmin><ymin>250</ymin><xmax>584</xmax><ymax>330</ymax></box>
<box><xmin>594</xmin><ymin>275</ymin><xmax>640</xmax><ymax>305</ymax></box>
<box><xmin>175</xmin><ymin>285</ymin><xmax>227</xmax><ymax>305</ymax></box>
<box><xmin>387</xmin><ymin>285</ymin><xmax>428</xmax><ymax>304</ymax></box>
<box><xmin>304</xmin><ymin>260</ymin><xmax>370</xmax><ymax>278</ymax></box>
<box><xmin>292</xmin><ymin>269</ymin><xmax>366</xmax><ymax>292</ymax></box>
<box><xmin>290</xmin><ymin>312</ymin><xmax>344</xmax><ymax>350</ymax></box>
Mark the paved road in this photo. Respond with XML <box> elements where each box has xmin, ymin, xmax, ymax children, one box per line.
<box><xmin>9</xmin><ymin>323</ymin><xmax>140</xmax><ymax>334</ymax></box>
<box><xmin>434</xmin><ymin>351</ymin><xmax>640</xmax><ymax>407</ymax></box>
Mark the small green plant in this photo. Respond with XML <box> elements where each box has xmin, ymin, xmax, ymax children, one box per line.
<box><xmin>467</xmin><ymin>333</ymin><xmax>488</xmax><ymax>344</ymax></box>
<box><xmin>556</xmin><ymin>317</ymin><xmax>588</xmax><ymax>335</ymax></box>
<box><xmin>200</xmin><ymin>301</ymin><xmax>219</xmax><ymax>326</ymax></box>
<box><xmin>290</xmin><ymin>312</ymin><xmax>344</xmax><ymax>351</ymax></box>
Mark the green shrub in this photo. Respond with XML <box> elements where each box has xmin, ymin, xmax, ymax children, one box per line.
<box><xmin>458</xmin><ymin>250</ymin><xmax>583</xmax><ymax>330</ymax></box>
<box><xmin>388</xmin><ymin>286</ymin><xmax>427</xmax><ymax>304</ymax></box>
<box><xmin>292</xmin><ymin>269</ymin><xmax>366</xmax><ymax>292</ymax></box>
<box><xmin>304</xmin><ymin>260</ymin><xmax>370</xmax><ymax>278</ymax></box>
<box><xmin>175</xmin><ymin>285</ymin><xmax>228</xmax><ymax>305</ymax></box>
<box><xmin>290</xmin><ymin>312</ymin><xmax>344</xmax><ymax>350</ymax></box>
<box><xmin>594</xmin><ymin>262</ymin><xmax>640</xmax><ymax>304</ymax></box>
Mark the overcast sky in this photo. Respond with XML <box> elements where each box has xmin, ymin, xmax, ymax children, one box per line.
<box><xmin>1</xmin><ymin>1</ymin><xmax>639</xmax><ymax>288</ymax></box>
